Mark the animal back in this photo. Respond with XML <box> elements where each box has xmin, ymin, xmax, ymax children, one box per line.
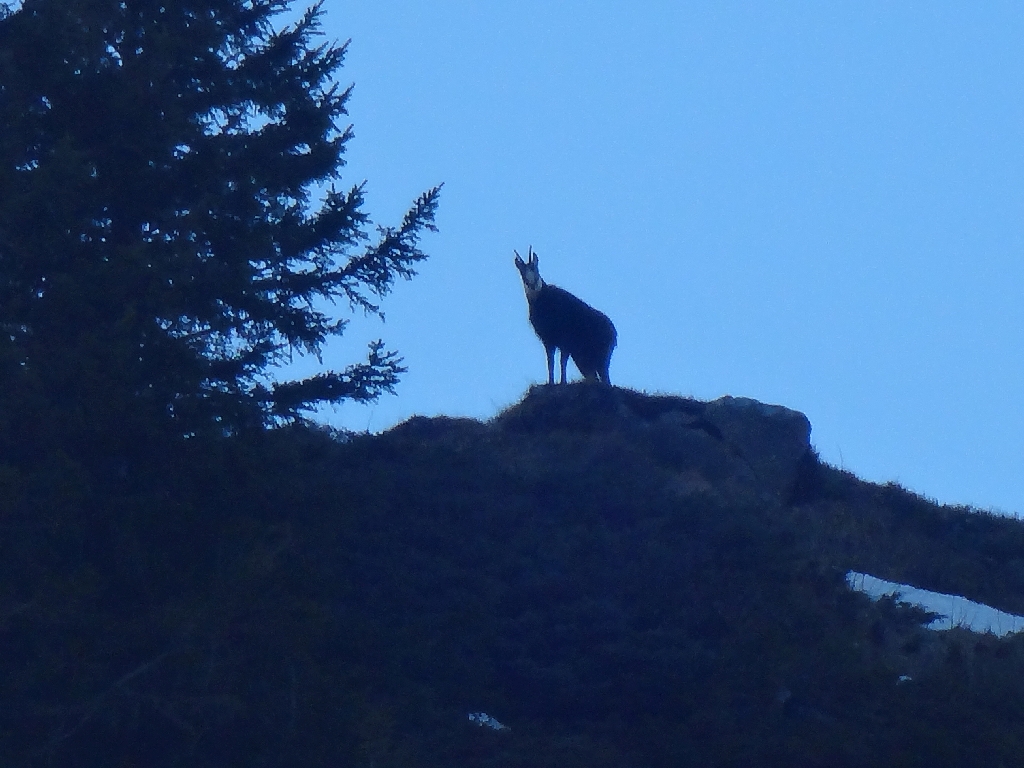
<box><xmin>528</xmin><ymin>285</ymin><xmax>616</xmax><ymax>355</ymax></box>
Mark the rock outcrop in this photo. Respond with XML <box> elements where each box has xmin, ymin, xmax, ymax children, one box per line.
<box><xmin>392</xmin><ymin>384</ymin><xmax>814</xmax><ymax>504</ymax></box>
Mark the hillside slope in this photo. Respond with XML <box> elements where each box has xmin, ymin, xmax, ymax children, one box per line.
<box><xmin>3</xmin><ymin>384</ymin><xmax>1024</xmax><ymax>766</ymax></box>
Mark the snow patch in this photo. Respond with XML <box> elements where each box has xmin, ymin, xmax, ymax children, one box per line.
<box><xmin>468</xmin><ymin>712</ymin><xmax>509</xmax><ymax>731</ymax></box>
<box><xmin>847</xmin><ymin>571</ymin><xmax>1024</xmax><ymax>636</ymax></box>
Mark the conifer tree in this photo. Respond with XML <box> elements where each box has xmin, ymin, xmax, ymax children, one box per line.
<box><xmin>0</xmin><ymin>0</ymin><xmax>440</xmax><ymax>448</ymax></box>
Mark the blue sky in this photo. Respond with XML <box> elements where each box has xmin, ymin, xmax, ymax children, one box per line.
<box><xmin>291</xmin><ymin>1</ymin><xmax>1024</xmax><ymax>515</ymax></box>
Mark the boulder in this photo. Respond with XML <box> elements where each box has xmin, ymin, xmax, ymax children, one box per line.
<box><xmin>703</xmin><ymin>396</ymin><xmax>812</xmax><ymax>500</ymax></box>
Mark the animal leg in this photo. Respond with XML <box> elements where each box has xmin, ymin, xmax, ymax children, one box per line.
<box><xmin>545</xmin><ymin>344</ymin><xmax>556</xmax><ymax>385</ymax></box>
<box><xmin>559</xmin><ymin>349</ymin><xmax>569</xmax><ymax>384</ymax></box>
<box><xmin>576</xmin><ymin>360</ymin><xmax>597</xmax><ymax>381</ymax></box>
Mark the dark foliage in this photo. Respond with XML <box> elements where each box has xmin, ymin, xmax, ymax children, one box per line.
<box><xmin>4</xmin><ymin>384</ymin><xmax>1024</xmax><ymax>766</ymax></box>
<box><xmin>0</xmin><ymin>0</ymin><xmax>440</xmax><ymax>449</ymax></box>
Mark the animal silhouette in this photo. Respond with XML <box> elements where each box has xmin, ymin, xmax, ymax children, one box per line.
<box><xmin>514</xmin><ymin>246</ymin><xmax>617</xmax><ymax>384</ymax></box>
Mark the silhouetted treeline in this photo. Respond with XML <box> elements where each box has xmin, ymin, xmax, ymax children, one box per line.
<box><xmin>5</xmin><ymin>385</ymin><xmax>1024</xmax><ymax>766</ymax></box>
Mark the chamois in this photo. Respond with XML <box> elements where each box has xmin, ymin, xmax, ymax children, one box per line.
<box><xmin>514</xmin><ymin>246</ymin><xmax>617</xmax><ymax>385</ymax></box>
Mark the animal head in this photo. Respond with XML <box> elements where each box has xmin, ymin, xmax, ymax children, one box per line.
<box><xmin>514</xmin><ymin>246</ymin><xmax>544</xmax><ymax>297</ymax></box>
